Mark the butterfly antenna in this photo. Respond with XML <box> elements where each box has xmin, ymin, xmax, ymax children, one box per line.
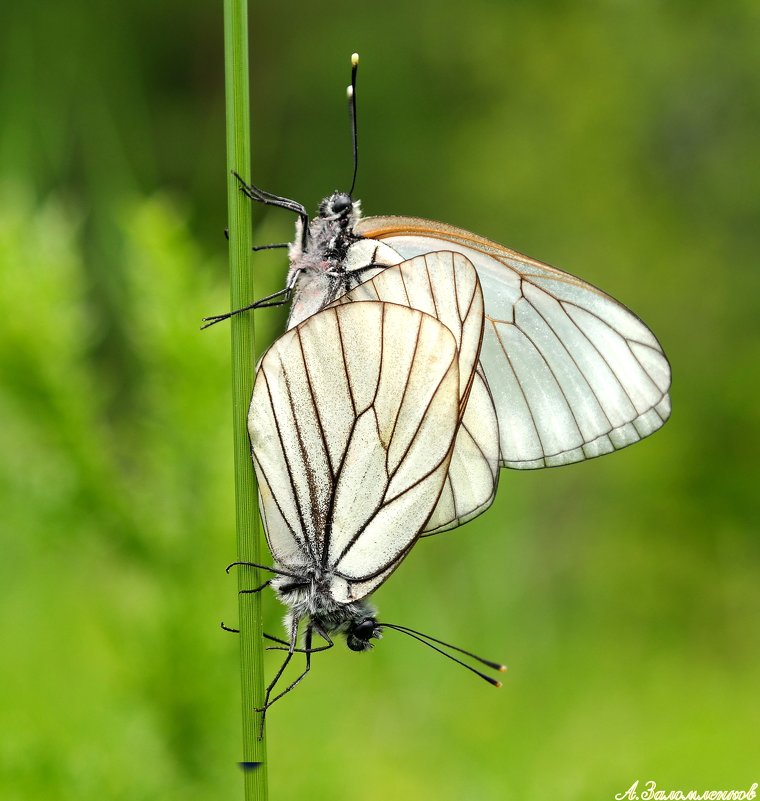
<box><xmin>383</xmin><ymin>622</ymin><xmax>507</xmax><ymax>673</ymax></box>
<box><xmin>347</xmin><ymin>52</ymin><xmax>359</xmax><ymax>196</ymax></box>
<box><xmin>380</xmin><ymin>623</ymin><xmax>505</xmax><ymax>687</ymax></box>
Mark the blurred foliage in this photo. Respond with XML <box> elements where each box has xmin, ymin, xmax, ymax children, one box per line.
<box><xmin>1</xmin><ymin>1</ymin><xmax>758</xmax><ymax>800</ymax></box>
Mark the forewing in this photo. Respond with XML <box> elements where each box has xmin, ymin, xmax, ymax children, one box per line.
<box><xmin>330</xmin><ymin>251</ymin><xmax>499</xmax><ymax>531</ymax></box>
<box><xmin>357</xmin><ymin>216</ymin><xmax>672</xmax><ymax>469</ymax></box>
<box><xmin>329</xmin><ymin>251</ymin><xmax>484</xmax><ymax>412</ymax></box>
<box><xmin>248</xmin><ymin>301</ymin><xmax>460</xmax><ymax>600</ymax></box>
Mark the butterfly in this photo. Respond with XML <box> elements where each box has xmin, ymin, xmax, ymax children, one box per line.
<box><xmin>216</xmin><ymin>53</ymin><xmax>671</xmax><ymax>722</ymax></box>
<box><xmin>229</xmin><ymin>264</ymin><xmax>506</xmax><ymax>728</ymax></box>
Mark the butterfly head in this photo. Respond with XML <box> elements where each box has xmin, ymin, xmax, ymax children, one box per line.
<box><xmin>318</xmin><ymin>191</ymin><xmax>361</xmax><ymax>227</ymax></box>
<box><xmin>346</xmin><ymin>616</ymin><xmax>382</xmax><ymax>652</ymax></box>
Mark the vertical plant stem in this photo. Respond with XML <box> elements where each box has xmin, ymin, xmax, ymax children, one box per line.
<box><xmin>223</xmin><ymin>1</ymin><xmax>269</xmax><ymax>799</ymax></box>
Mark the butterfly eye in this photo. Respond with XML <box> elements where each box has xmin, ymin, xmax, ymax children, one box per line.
<box><xmin>353</xmin><ymin>619</ymin><xmax>377</xmax><ymax>639</ymax></box>
<box><xmin>330</xmin><ymin>193</ymin><xmax>352</xmax><ymax>214</ymax></box>
<box><xmin>346</xmin><ymin>618</ymin><xmax>380</xmax><ymax>651</ymax></box>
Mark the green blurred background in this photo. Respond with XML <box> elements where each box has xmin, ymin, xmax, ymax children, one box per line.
<box><xmin>1</xmin><ymin>2</ymin><xmax>758</xmax><ymax>799</ymax></box>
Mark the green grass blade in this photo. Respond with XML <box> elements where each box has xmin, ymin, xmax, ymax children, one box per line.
<box><xmin>222</xmin><ymin>0</ymin><xmax>269</xmax><ymax>798</ymax></box>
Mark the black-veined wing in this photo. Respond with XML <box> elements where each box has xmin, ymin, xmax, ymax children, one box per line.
<box><xmin>327</xmin><ymin>251</ymin><xmax>500</xmax><ymax>535</ymax></box>
<box><xmin>249</xmin><ymin>301</ymin><xmax>461</xmax><ymax>603</ymax></box>
<box><xmin>422</xmin><ymin>366</ymin><xmax>499</xmax><ymax>535</ymax></box>
<box><xmin>356</xmin><ymin>216</ymin><xmax>672</xmax><ymax>469</ymax></box>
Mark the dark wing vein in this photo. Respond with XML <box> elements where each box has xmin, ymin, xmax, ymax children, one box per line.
<box><xmin>296</xmin><ymin>326</ymin><xmax>334</xmax><ymax>479</ymax></box>
<box><xmin>320</xmin><ymin>416</ymin><xmax>359</xmax><ymax>567</ymax></box>
<box><xmin>383</xmin><ymin>312</ymin><xmax>423</xmax><ymax>476</ymax></box>
<box><xmin>332</xmin><ymin>447</ymin><xmax>454</xmax><ymax>572</ymax></box>
<box><xmin>526</xmin><ymin>291</ymin><xmax>614</xmax><ymax>431</ymax></box>
<box><xmin>335</xmin><ymin>310</ymin><xmax>357</xmax><ymax>417</ymax></box>
<box><xmin>385</xmin><ymin>345</ymin><xmax>457</xmax><ymax>488</ymax></box>
<box><xmin>282</xmin><ymin>359</ymin><xmax>324</xmax><ymax>561</ymax></box>
<box><xmin>332</xmin><ymin>345</ymin><xmax>458</xmax><ymax>570</ymax></box>
<box><xmin>623</xmin><ymin>339</ymin><xmax>669</xmax><ymax>395</ymax></box>
<box><xmin>252</xmin><ymin>451</ymin><xmax>310</xmax><ymax>564</ymax></box>
<box><xmin>261</xmin><ymin>366</ymin><xmax>316</xmax><ymax>564</ymax></box>
<box><xmin>398</xmin><ymin>266</ymin><xmax>413</xmax><ymax>307</ymax></box>
<box><xmin>490</xmin><ymin>318</ymin><xmax>545</xmax><ymax>459</ymax></box>
<box><xmin>513</xmin><ymin>298</ymin><xmax>585</xmax><ymax>443</ymax></box>
<box><xmin>370</xmin><ymin>303</ymin><xmax>386</xmax><ymax>410</ymax></box>
<box><xmin>558</xmin><ymin>300</ymin><xmax>639</xmax><ymax>416</ymax></box>
<box><xmin>423</xmin><ymin>254</ymin><xmax>440</xmax><ymax>320</ymax></box>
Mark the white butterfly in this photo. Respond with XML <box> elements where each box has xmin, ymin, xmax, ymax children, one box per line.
<box><xmin>238</xmin><ymin>280</ymin><xmax>506</xmax><ymax>722</ymax></box>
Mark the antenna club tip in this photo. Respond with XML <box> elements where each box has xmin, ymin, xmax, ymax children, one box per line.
<box><xmin>351</xmin><ymin>52</ymin><xmax>359</xmax><ymax>66</ymax></box>
<box><xmin>498</xmin><ymin>665</ymin><xmax>507</xmax><ymax>673</ymax></box>
<box><xmin>494</xmin><ymin>681</ymin><xmax>503</xmax><ymax>689</ymax></box>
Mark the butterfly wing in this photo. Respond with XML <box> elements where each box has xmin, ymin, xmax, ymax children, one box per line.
<box><xmin>421</xmin><ymin>365</ymin><xmax>500</xmax><ymax>535</ymax></box>
<box><xmin>249</xmin><ymin>301</ymin><xmax>461</xmax><ymax>602</ymax></box>
<box><xmin>329</xmin><ymin>251</ymin><xmax>484</xmax><ymax>412</ymax></box>
<box><xmin>356</xmin><ymin>216</ymin><xmax>672</xmax><ymax>469</ymax></box>
<box><xmin>328</xmin><ymin>251</ymin><xmax>500</xmax><ymax>534</ymax></box>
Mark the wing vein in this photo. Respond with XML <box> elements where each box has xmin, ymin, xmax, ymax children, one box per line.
<box><xmin>383</xmin><ymin>311</ymin><xmax>423</xmax><ymax>475</ymax></box>
<box><xmin>622</xmin><ymin>339</ymin><xmax>666</xmax><ymax>396</ymax></box>
<box><xmin>252</xmin><ymin>451</ymin><xmax>309</xmax><ymax>561</ymax></box>
<box><xmin>335</xmin><ymin>309</ymin><xmax>357</xmax><ymax>416</ymax></box>
<box><xmin>334</xmin><ymin>447</ymin><xmax>454</xmax><ymax>570</ymax></box>
<box><xmin>320</xmin><ymin>416</ymin><xmax>359</xmax><ymax>567</ymax></box>
<box><xmin>490</xmin><ymin>318</ymin><xmax>546</xmax><ymax>462</ymax></box>
<box><xmin>513</xmin><ymin>300</ymin><xmax>585</xmax><ymax>443</ymax></box>
<box><xmin>296</xmin><ymin>326</ymin><xmax>334</xmax><ymax>479</ymax></box>
<box><xmin>262</xmin><ymin>365</ymin><xmax>317</xmax><ymax>564</ymax></box>
<box><xmin>370</xmin><ymin>303</ymin><xmax>386</xmax><ymax>410</ymax></box>
<box><xmin>423</xmin><ymin>254</ymin><xmax>440</xmax><ymax>320</ymax></box>
<box><xmin>558</xmin><ymin>300</ymin><xmax>638</xmax><ymax>415</ymax></box>
<box><xmin>526</xmin><ymin>290</ymin><xmax>615</xmax><ymax>432</ymax></box>
<box><xmin>386</xmin><ymin>345</ymin><xmax>457</xmax><ymax>486</ymax></box>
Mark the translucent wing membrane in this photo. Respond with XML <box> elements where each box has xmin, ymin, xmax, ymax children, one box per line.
<box><xmin>356</xmin><ymin>217</ymin><xmax>672</xmax><ymax>469</ymax></box>
<box><xmin>329</xmin><ymin>251</ymin><xmax>485</xmax><ymax>412</ymax></box>
<box><xmin>249</xmin><ymin>302</ymin><xmax>461</xmax><ymax>602</ymax></box>
<box><xmin>329</xmin><ymin>252</ymin><xmax>500</xmax><ymax>533</ymax></box>
<box><xmin>422</xmin><ymin>366</ymin><xmax>500</xmax><ymax>535</ymax></box>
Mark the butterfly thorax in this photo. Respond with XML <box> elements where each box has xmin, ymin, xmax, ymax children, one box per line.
<box><xmin>287</xmin><ymin>192</ymin><xmax>362</xmax><ymax>284</ymax></box>
<box><xmin>286</xmin><ymin>192</ymin><xmax>387</xmax><ymax>329</ymax></box>
<box><xmin>272</xmin><ymin>570</ymin><xmax>382</xmax><ymax>652</ymax></box>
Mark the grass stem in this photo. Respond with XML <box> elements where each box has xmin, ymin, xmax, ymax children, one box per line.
<box><xmin>222</xmin><ymin>1</ymin><xmax>269</xmax><ymax>798</ymax></box>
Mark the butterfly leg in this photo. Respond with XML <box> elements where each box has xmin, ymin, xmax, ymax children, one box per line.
<box><xmin>257</xmin><ymin>628</ymin><xmax>331</xmax><ymax>694</ymax></box>
<box><xmin>254</xmin><ymin>617</ymin><xmax>301</xmax><ymax>738</ymax></box>
<box><xmin>252</xmin><ymin>242</ymin><xmax>289</xmax><ymax>252</ymax></box>
<box><xmin>259</xmin><ymin>628</ymin><xmax>335</xmax><ymax>719</ymax></box>
<box><xmin>231</xmin><ymin>172</ymin><xmax>308</xmax><ymax>224</ymax></box>
<box><xmin>224</xmin><ymin>560</ymin><xmax>303</xmax><ymax>580</ymax></box>
<box><xmin>264</xmin><ymin>629</ymin><xmax>334</xmax><ymax>654</ymax></box>
<box><xmin>201</xmin><ymin>266</ymin><xmax>303</xmax><ymax>330</ymax></box>
<box><xmin>201</xmin><ymin>287</ymin><xmax>292</xmax><ymax>330</ymax></box>
<box><xmin>219</xmin><ymin>623</ymin><xmax>323</xmax><ymax>649</ymax></box>
<box><xmin>256</xmin><ymin>626</ymin><xmax>320</xmax><ymax>737</ymax></box>
<box><xmin>239</xmin><ymin>579</ymin><xmax>272</xmax><ymax>595</ymax></box>
<box><xmin>219</xmin><ymin>576</ymin><xmax>272</xmax><ymax>633</ymax></box>
<box><xmin>231</xmin><ymin>172</ymin><xmax>309</xmax><ymax>250</ymax></box>
<box><xmin>256</xmin><ymin>617</ymin><xmax>299</xmax><ymax>709</ymax></box>
<box><xmin>353</xmin><ymin>262</ymin><xmax>390</xmax><ymax>275</ymax></box>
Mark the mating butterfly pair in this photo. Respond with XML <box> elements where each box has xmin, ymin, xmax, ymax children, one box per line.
<box><xmin>215</xmin><ymin>54</ymin><xmax>670</xmax><ymax>725</ymax></box>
